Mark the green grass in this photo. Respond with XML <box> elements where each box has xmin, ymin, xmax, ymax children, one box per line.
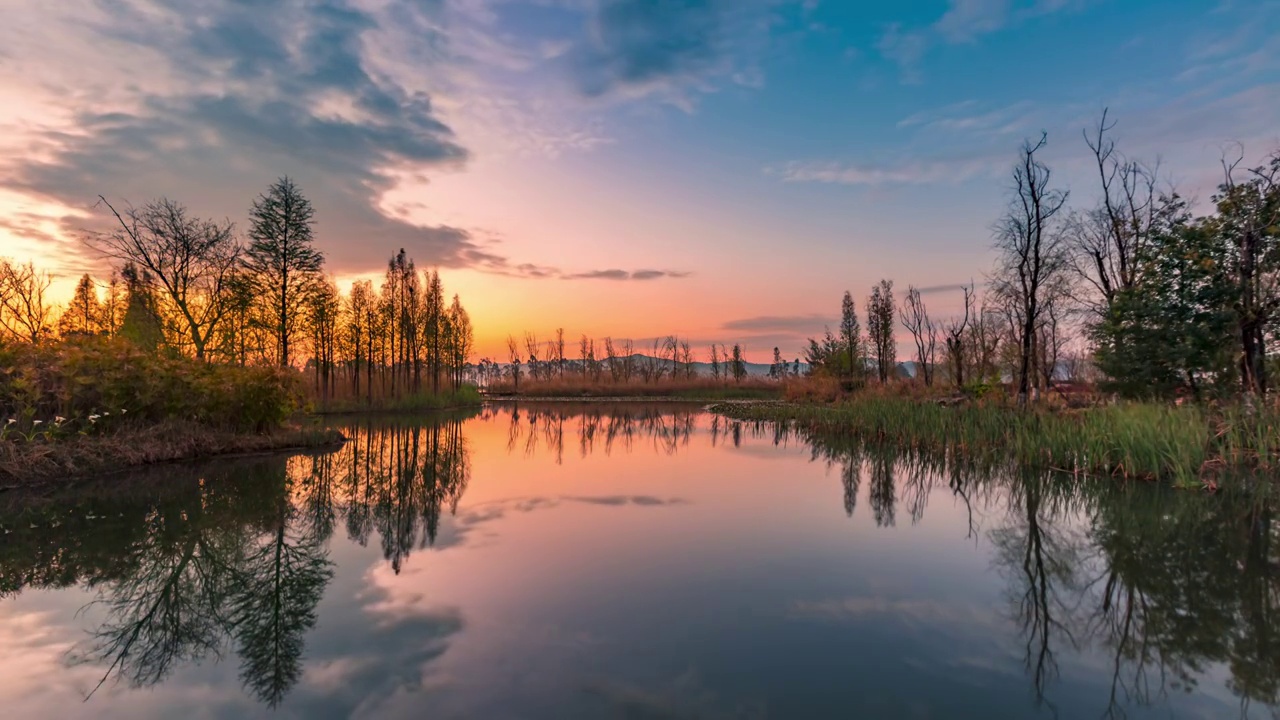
<box><xmin>714</xmin><ymin>397</ymin><xmax>1280</xmax><ymax>487</ymax></box>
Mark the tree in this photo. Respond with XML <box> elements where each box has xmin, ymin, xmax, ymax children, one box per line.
<box><xmin>867</xmin><ymin>279</ymin><xmax>896</xmax><ymax>383</ymax></box>
<box><xmin>710</xmin><ymin>344</ymin><xmax>722</xmax><ymax>381</ymax></box>
<box><xmin>771</xmin><ymin>347</ymin><xmax>786</xmax><ymax>379</ymax></box>
<box><xmin>507</xmin><ymin>335</ymin><xmax>522</xmax><ymax>390</ymax></box>
<box><xmin>1215</xmin><ymin>150</ymin><xmax>1280</xmax><ymax>397</ymax></box>
<box><xmin>448</xmin><ymin>295</ymin><xmax>473</xmax><ymax>389</ymax></box>
<box><xmin>1069</xmin><ymin>109</ymin><xmax>1163</xmax><ymax>319</ymax></box>
<box><xmin>839</xmin><ymin>291</ymin><xmax>865</xmax><ymax>386</ymax></box>
<box><xmin>117</xmin><ymin>263</ymin><xmax>165</xmax><ymax>351</ymax></box>
<box><xmin>945</xmin><ymin>284</ymin><xmax>974</xmax><ymax>387</ymax></box>
<box><xmin>244</xmin><ymin>177</ymin><xmax>323</xmax><ymax>368</ymax></box>
<box><xmin>730</xmin><ymin>343</ymin><xmax>746</xmax><ymax>383</ymax></box>
<box><xmin>0</xmin><ymin>260</ymin><xmax>55</xmax><ymax>344</ymax></box>
<box><xmin>1095</xmin><ymin>204</ymin><xmax>1236</xmax><ymax>398</ymax></box>
<box><xmin>94</xmin><ymin>196</ymin><xmax>241</xmax><ymax>359</ymax></box>
<box><xmin>991</xmin><ymin>134</ymin><xmax>1070</xmax><ymax>405</ymax></box>
<box><xmin>899</xmin><ymin>285</ymin><xmax>939</xmax><ymax>386</ymax></box>
<box><xmin>59</xmin><ymin>274</ymin><xmax>104</xmax><ymax>337</ymax></box>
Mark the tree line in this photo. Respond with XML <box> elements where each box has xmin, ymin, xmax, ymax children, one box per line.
<box><xmin>806</xmin><ymin>109</ymin><xmax>1280</xmax><ymax>405</ymax></box>
<box><xmin>0</xmin><ymin>177</ymin><xmax>475</xmax><ymax>405</ymax></box>
<box><xmin>481</xmin><ymin>330</ymin><xmax>799</xmax><ymax>388</ymax></box>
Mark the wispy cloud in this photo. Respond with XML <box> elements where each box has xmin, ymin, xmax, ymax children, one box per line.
<box><xmin>770</xmin><ymin>157</ymin><xmax>999</xmax><ymax>186</ymax></box>
<box><xmin>877</xmin><ymin>0</ymin><xmax>1085</xmax><ymax>82</ymax></box>
<box><xmin>722</xmin><ymin>314</ymin><xmax>834</xmax><ymax>333</ymax></box>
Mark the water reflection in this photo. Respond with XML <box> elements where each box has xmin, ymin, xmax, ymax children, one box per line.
<box><xmin>783</xmin><ymin>419</ymin><xmax>1280</xmax><ymax>718</ymax></box>
<box><xmin>0</xmin><ymin>404</ymin><xmax>1275</xmax><ymax>717</ymax></box>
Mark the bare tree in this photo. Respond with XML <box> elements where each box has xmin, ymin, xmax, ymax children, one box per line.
<box><xmin>899</xmin><ymin>285</ymin><xmax>939</xmax><ymax>386</ymax></box>
<box><xmin>93</xmin><ymin>197</ymin><xmax>241</xmax><ymax>358</ymax></box>
<box><xmin>1068</xmin><ymin>109</ymin><xmax>1164</xmax><ymax>318</ymax></box>
<box><xmin>945</xmin><ymin>283</ymin><xmax>975</xmax><ymax>387</ymax></box>
<box><xmin>0</xmin><ymin>260</ymin><xmax>55</xmax><ymax>344</ymax></box>
<box><xmin>991</xmin><ymin>134</ymin><xmax>1070</xmax><ymax>405</ymax></box>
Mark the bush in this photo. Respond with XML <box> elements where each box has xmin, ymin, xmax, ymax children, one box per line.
<box><xmin>0</xmin><ymin>337</ymin><xmax>301</xmax><ymax>433</ymax></box>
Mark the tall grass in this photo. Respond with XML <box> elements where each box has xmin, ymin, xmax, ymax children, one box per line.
<box><xmin>716</xmin><ymin>396</ymin><xmax>1280</xmax><ymax>486</ymax></box>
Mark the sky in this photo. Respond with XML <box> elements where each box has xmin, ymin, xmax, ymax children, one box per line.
<box><xmin>1</xmin><ymin>0</ymin><xmax>1278</xmax><ymax>361</ymax></box>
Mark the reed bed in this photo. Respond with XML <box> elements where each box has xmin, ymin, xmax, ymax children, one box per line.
<box><xmin>715</xmin><ymin>397</ymin><xmax>1280</xmax><ymax>487</ymax></box>
<box><xmin>486</xmin><ymin>376</ymin><xmax>782</xmax><ymax>400</ymax></box>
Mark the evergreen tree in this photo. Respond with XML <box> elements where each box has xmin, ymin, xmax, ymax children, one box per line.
<box><xmin>245</xmin><ymin>176</ymin><xmax>323</xmax><ymax>367</ymax></box>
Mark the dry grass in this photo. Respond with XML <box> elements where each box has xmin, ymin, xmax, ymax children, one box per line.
<box><xmin>0</xmin><ymin>420</ymin><xmax>344</xmax><ymax>486</ymax></box>
<box><xmin>487</xmin><ymin>375</ymin><xmax>783</xmax><ymax>400</ymax></box>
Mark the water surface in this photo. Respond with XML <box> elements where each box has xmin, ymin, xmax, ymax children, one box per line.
<box><xmin>1</xmin><ymin>403</ymin><xmax>1276</xmax><ymax>719</ymax></box>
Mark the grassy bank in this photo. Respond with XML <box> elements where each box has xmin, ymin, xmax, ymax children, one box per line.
<box><xmin>0</xmin><ymin>419</ymin><xmax>344</xmax><ymax>486</ymax></box>
<box><xmin>713</xmin><ymin>396</ymin><xmax>1280</xmax><ymax>487</ymax></box>
<box><xmin>487</xmin><ymin>377</ymin><xmax>783</xmax><ymax>401</ymax></box>
<box><xmin>0</xmin><ymin>337</ymin><xmax>338</xmax><ymax>484</ymax></box>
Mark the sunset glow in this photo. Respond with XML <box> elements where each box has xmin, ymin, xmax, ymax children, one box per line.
<box><xmin>1</xmin><ymin>0</ymin><xmax>1277</xmax><ymax>359</ymax></box>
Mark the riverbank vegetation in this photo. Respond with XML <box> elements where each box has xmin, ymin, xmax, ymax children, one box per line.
<box><xmin>755</xmin><ymin>111</ymin><xmax>1280</xmax><ymax>485</ymax></box>
<box><xmin>0</xmin><ymin>176</ymin><xmax>479</xmax><ymax>481</ymax></box>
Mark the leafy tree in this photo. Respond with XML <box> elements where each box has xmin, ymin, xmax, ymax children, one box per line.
<box><xmin>245</xmin><ymin>177</ymin><xmax>323</xmax><ymax>367</ymax></box>
<box><xmin>730</xmin><ymin>343</ymin><xmax>746</xmax><ymax>382</ymax></box>
<box><xmin>1095</xmin><ymin>209</ymin><xmax>1236</xmax><ymax>398</ymax></box>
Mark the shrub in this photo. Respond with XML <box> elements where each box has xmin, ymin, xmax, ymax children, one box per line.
<box><xmin>0</xmin><ymin>337</ymin><xmax>301</xmax><ymax>433</ymax></box>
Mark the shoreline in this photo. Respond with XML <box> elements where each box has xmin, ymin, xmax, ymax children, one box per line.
<box><xmin>0</xmin><ymin>422</ymin><xmax>346</xmax><ymax>490</ymax></box>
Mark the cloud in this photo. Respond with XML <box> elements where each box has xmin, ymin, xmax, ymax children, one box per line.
<box><xmin>722</xmin><ymin>314</ymin><xmax>834</xmax><ymax>333</ymax></box>
<box><xmin>877</xmin><ymin>0</ymin><xmax>1083</xmax><ymax>82</ymax></box>
<box><xmin>771</xmin><ymin>157</ymin><xmax>999</xmax><ymax>186</ymax></box>
<box><xmin>565</xmin><ymin>0</ymin><xmax>793</xmax><ymax>106</ymax></box>
<box><xmin>561</xmin><ymin>268</ymin><xmax>690</xmax><ymax>281</ymax></box>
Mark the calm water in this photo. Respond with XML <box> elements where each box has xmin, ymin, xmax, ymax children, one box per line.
<box><xmin>1</xmin><ymin>403</ymin><xmax>1276</xmax><ymax>719</ymax></box>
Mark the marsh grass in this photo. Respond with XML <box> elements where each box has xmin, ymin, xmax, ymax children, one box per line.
<box><xmin>715</xmin><ymin>397</ymin><xmax>1280</xmax><ymax>486</ymax></box>
<box><xmin>486</xmin><ymin>376</ymin><xmax>783</xmax><ymax>400</ymax></box>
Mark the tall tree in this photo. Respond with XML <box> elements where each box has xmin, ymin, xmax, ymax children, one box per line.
<box><xmin>839</xmin><ymin>291</ymin><xmax>864</xmax><ymax>385</ymax></box>
<box><xmin>59</xmin><ymin>274</ymin><xmax>104</xmax><ymax>337</ymax></box>
<box><xmin>245</xmin><ymin>177</ymin><xmax>323</xmax><ymax>368</ymax></box>
<box><xmin>945</xmin><ymin>284</ymin><xmax>974</xmax><ymax>387</ymax></box>
<box><xmin>117</xmin><ymin>263</ymin><xmax>165</xmax><ymax>351</ymax></box>
<box><xmin>1215</xmin><ymin>150</ymin><xmax>1280</xmax><ymax>397</ymax></box>
<box><xmin>991</xmin><ymin>134</ymin><xmax>1070</xmax><ymax>405</ymax></box>
<box><xmin>899</xmin><ymin>285</ymin><xmax>938</xmax><ymax>386</ymax></box>
<box><xmin>867</xmin><ymin>279</ymin><xmax>896</xmax><ymax>383</ymax></box>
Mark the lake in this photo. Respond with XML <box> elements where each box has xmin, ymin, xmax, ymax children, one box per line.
<box><xmin>1</xmin><ymin>403</ymin><xmax>1276</xmax><ymax>719</ymax></box>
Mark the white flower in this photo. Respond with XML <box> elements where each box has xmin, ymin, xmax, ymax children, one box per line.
<box><xmin>55</xmin><ymin>416</ymin><xmax>66</xmax><ymax>424</ymax></box>
<box><xmin>5</xmin><ymin>419</ymin><xmax>14</xmax><ymax>425</ymax></box>
<box><xmin>120</xmin><ymin>409</ymin><xmax>127</xmax><ymax>414</ymax></box>
<box><xmin>103</xmin><ymin>411</ymin><xmax>110</xmax><ymax>416</ymax></box>
<box><xmin>32</xmin><ymin>420</ymin><xmax>42</xmax><ymax>426</ymax></box>
<box><xmin>89</xmin><ymin>414</ymin><xmax>101</xmax><ymax>423</ymax></box>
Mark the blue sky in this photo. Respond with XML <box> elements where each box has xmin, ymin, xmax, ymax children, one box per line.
<box><xmin>0</xmin><ymin>0</ymin><xmax>1277</xmax><ymax>357</ymax></box>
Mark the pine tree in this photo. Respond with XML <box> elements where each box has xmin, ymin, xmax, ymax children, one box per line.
<box><xmin>245</xmin><ymin>176</ymin><xmax>323</xmax><ymax>367</ymax></box>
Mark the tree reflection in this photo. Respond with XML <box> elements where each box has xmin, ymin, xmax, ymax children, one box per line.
<box><xmin>791</xmin><ymin>420</ymin><xmax>1280</xmax><ymax>718</ymax></box>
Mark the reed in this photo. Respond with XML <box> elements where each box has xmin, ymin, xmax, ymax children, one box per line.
<box><xmin>486</xmin><ymin>375</ymin><xmax>782</xmax><ymax>400</ymax></box>
<box><xmin>714</xmin><ymin>396</ymin><xmax>1280</xmax><ymax>486</ymax></box>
